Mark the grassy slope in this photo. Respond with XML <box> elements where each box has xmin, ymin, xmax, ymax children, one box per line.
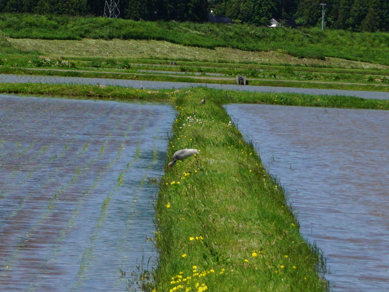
<box><xmin>2</xmin><ymin>13</ymin><xmax>389</xmax><ymax>65</ymax></box>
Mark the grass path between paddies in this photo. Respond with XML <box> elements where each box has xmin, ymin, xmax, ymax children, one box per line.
<box><xmin>2</xmin><ymin>84</ymin><xmax>388</xmax><ymax>291</ymax></box>
<box><xmin>153</xmin><ymin>88</ymin><xmax>328</xmax><ymax>292</ymax></box>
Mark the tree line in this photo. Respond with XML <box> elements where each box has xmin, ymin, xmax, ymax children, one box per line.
<box><xmin>0</xmin><ymin>0</ymin><xmax>208</xmax><ymax>22</ymax></box>
<box><xmin>0</xmin><ymin>0</ymin><xmax>388</xmax><ymax>32</ymax></box>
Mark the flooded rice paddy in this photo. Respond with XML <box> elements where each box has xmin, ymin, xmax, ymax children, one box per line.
<box><xmin>0</xmin><ymin>94</ymin><xmax>175</xmax><ymax>291</ymax></box>
<box><xmin>2</xmin><ymin>74</ymin><xmax>389</xmax><ymax>100</ymax></box>
<box><xmin>226</xmin><ymin>104</ymin><xmax>389</xmax><ymax>291</ymax></box>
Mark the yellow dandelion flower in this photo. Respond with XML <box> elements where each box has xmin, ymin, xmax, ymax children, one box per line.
<box><xmin>192</xmin><ymin>265</ymin><xmax>197</xmax><ymax>270</ymax></box>
<box><xmin>171</xmin><ymin>181</ymin><xmax>176</xmax><ymax>185</ymax></box>
<box><xmin>293</xmin><ymin>266</ymin><xmax>296</xmax><ymax>269</ymax></box>
<box><xmin>177</xmin><ymin>181</ymin><xmax>180</xmax><ymax>184</ymax></box>
<box><xmin>182</xmin><ymin>254</ymin><xmax>187</xmax><ymax>258</ymax></box>
<box><xmin>280</xmin><ymin>265</ymin><xmax>285</xmax><ymax>269</ymax></box>
<box><xmin>284</xmin><ymin>255</ymin><xmax>288</xmax><ymax>258</ymax></box>
<box><xmin>166</xmin><ymin>203</ymin><xmax>171</xmax><ymax>208</ymax></box>
<box><xmin>252</xmin><ymin>252</ymin><xmax>258</xmax><ymax>257</ymax></box>
<box><xmin>244</xmin><ymin>259</ymin><xmax>249</xmax><ymax>263</ymax></box>
<box><xmin>190</xmin><ymin>237</ymin><xmax>195</xmax><ymax>241</ymax></box>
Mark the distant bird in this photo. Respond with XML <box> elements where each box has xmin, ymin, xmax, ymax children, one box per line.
<box><xmin>201</xmin><ymin>95</ymin><xmax>206</xmax><ymax>104</ymax></box>
<box><xmin>140</xmin><ymin>81</ymin><xmax>143</xmax><ymax>90</ymax></box>
<box><xmin>168</xmin><ymin>149</ymin><xmax>199</xmax><ymax>167</ymax></box>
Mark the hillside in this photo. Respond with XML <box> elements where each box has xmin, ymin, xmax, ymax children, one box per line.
<box><xmin>2</xmin><ymin>13</ymin><xmax>389</xmax><ymax>66</ymax></box>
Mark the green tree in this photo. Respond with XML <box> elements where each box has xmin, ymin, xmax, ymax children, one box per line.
<box><xmin>87</xmin><ymin>0</ymin><xmax>105</xmax><ymax>16</ymax></box>
<box><xmin>123</xmin><ymin>0</ymin><xmax>156</xmax><ymax>20</ymax></box>
<box><xmin>3</xmin><ymin>0</ymin><xmax>23</xmax><ymax>12</ymax></box>
<box><xmin>35</xmin><ymin>0</ymin><xmax>88</xmax><ymax>15</ymax></box>
<box><xmin>332</xmin><ymin>0</ymin><xmax>354</xmax><ymax>29</ymax></box>
<box><xmin>295</xmin><ymin>0</ymin><xmax>321</xmax><ymax>26</ymax></box>
<box><xmin>360</xmin><ymin>0</ymin><xmax>380</xmax><ymax>32</ymax></box>
<box><xmin>378</xmin><ymin>1</ymin><xmax>389</xmax><ymax>31</ymax></box>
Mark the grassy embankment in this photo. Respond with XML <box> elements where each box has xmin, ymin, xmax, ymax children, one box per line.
<box><xmin>1</xmin><ymin>84</ymin><xmax>388</xmax><ymax>291</ymax></box>
<box><xmin>2</xmin><ymin>13</ymin><xmax>389</xmax><ymax>91</ymax></box>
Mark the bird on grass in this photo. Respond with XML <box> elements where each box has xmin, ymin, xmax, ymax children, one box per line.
<box><xmin>201</xmin><ymin>95</ymin><xmax>206</xmax><ymax>104</ymax></box>
<box><xmin>168</xmin><ymin>149</ymin><xmax>199</xmax><ymax>167</ymax></box>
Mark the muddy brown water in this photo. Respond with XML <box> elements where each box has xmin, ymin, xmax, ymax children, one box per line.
<box><xmin>225</xmin><ymin>104</ymin><xmax>389</xmax><ymax>291</ymax></box>
<box><xmin>0</xmin><ymin>94</ymin><xmax>175</xmax><ymax>291</ymax></box>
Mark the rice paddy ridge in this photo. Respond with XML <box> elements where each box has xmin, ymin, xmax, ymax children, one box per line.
<box><xmin>153</xmin><ymin>89</ymin><xmax>328</xmax><ymax>291</ymax></box>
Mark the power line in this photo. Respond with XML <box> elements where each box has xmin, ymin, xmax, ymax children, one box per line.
<box><xmin>104</xmin><ymin>0</ymin><xmax>120</xmax><ymax>18</ymax></box>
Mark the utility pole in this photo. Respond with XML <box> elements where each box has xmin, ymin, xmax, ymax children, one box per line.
<box><xmin>104</xmin><ymin>0</ymin><xmax>120</xmax><ymax>18</ymax></box>
<box><xmin>320</xmin><ymin>3</ymin><xmax>327</xmax><ymax>30</ymax></box>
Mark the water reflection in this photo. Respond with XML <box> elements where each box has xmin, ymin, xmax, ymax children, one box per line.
<box><xmin>0</xmin><ymin>94</ymin><xmax>175</xmax><ymax>291</ymax></box>
<box><xmin>226</xmin><ymin>104</ymin><xmax>389</xmax><ymax>292</ymax></box>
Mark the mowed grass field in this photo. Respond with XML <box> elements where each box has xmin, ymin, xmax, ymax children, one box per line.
<box><xmin>7</xmin><ymin>37</ymin><xmax>389</xmax><ymax>68</ymax></box>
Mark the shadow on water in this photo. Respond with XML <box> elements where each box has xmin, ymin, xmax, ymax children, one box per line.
<box><xmin>226</xmin><ymin>104</ymin><xmax>389</xmax><ymax>292</ymax></box>
<box><xmin>0</xmin><ymin>94</ymin><xmax>175</xmax><ymax>291</ymax></box>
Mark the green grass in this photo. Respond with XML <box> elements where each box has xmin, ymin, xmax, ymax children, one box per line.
<box><xmin>153</xmin><ymin>89</ymin><xmax>328</xmax><ymax>292</ymax></box>
<box><xmin>1</xmin><ymin>83</ymin><xmax>388</xmax><ymax>110</ymax></box>
<box><xmin>3</xmin><ymin>13</ymin><xmax>389</xmax><ymax>65</ymax></box>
